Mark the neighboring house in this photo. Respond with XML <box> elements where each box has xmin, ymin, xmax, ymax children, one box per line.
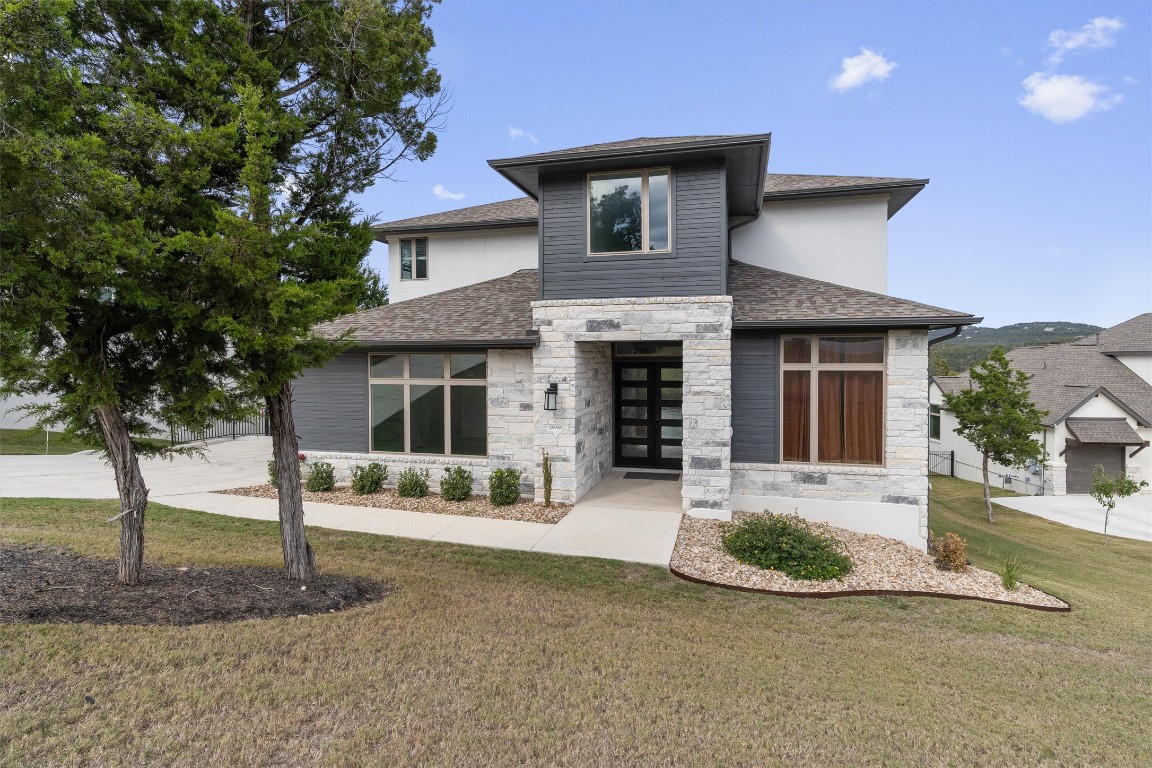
<box><xmin>293</xmin><ymin>134</ymin><xmax>981</xmax><ymax>549</ymax></box>
<box><xmin>930</xmin><ymin>314</ymin><xmax>1152</xmax><ymax>495</ymax></box>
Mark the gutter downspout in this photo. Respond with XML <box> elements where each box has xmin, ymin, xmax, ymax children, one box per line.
<box><xmin>727</xmin><ymin>215</ymin><xmax>759</xmax><ymax>264</ymax></box>
<box><xmin>928</xmin><ymin>325</ymin><xmax>964</xmax><ymax>346</ymax></box>
<box><xmin>925</xmin><ymin>323</ymin><xmax>967</xmax><ymax>546</ymax></box>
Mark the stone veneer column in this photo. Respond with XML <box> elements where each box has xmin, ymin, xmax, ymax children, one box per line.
<box><xmin>531</xmin><ymin>296</ymin><xmax>732</xmax><ymax>516</ymax></box>
<box><xmin>885</xmin><ymin>329</ymin><xmax>931</xmax><ymax>542</ymax></box>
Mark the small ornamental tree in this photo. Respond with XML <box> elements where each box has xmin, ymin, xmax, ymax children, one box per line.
<box><xmin>942</xmin><ymin>349</ymin><xmax>1047</xmax><ymax>523</ymax></box>
<box><xmin>1089</xmin><ymin>466</ymin><xmax>1148</xmax><ymax>544</ymax></box>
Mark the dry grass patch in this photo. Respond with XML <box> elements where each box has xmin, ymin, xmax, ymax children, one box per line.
<box><xmin>1</xmin><ymin>483</ymin><xmax>1150</xmax><ymax>767</ymax></box>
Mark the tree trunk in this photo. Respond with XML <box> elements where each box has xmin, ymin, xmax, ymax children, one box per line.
<box><xmin>982</xmin><ymin>452</ymin><xmax>995</xmax><ymax>524</ymax></box>
<box><xmin>266</xmin><ymin>380</ymin><xmax>315</xmax><ymax>582</ymax></box>
<box><xmin>95</xmin><ymin>403</ymin><xmax>149</xmax><ymax>585</ymax></box>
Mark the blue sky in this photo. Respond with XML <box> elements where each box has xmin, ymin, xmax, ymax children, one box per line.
<box><xmin>352</xmin><ymin>1</ymin><xmax>1151</xmax><ymax>329</ymax></box>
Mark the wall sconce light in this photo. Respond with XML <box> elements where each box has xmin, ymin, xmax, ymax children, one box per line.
<box><xmin>544</xmin><ymin>383</ymin><xmax>558</xmax><ymax>411</ymax></box>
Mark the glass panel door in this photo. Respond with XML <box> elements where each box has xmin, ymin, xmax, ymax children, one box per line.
<box><xmin>614</xmin><ymin>360</ymin><xmax>682</xmax><ymax>468</ymax></box>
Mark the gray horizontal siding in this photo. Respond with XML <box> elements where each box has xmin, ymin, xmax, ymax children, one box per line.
<box><xmin>293</xmin><ymin>350</ymin><xmax>369</xmax><ymax>452</ymax></box>
<box><xmin>731</xmin><ymin>331</ymin><xmax>779</xmax><ymax>463</ymax></box>
<box><xmin>540</xmin><ymin>161</ymin><xmax>726</xmax><ymax>300</ymax></box>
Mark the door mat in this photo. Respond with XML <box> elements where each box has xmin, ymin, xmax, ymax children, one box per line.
<box><xmin>623</xmin><ymin>472</ymin><xmax>681</xmax><ymax>481</ymax></box>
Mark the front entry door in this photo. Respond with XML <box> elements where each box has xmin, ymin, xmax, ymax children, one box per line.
<box><xmin>614</xmin><ymin>361</ymin><xmax>683</xmax><ymax>469</ymax></box>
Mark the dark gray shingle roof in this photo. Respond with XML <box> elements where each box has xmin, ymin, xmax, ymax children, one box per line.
<box><xmin>729</xmin><ymin>261</ymin><xmax>978</xmax><ymax>327</ymax></box>
<box><xmin>1006</xmin><ymin>343</ymin><xmax>1152</xmax><ymax>427</ymax></box>
<box><xmin>376</xmin><ymin>174</ymin><xmax>925</xmax><ymax>234</ymax></box>
<box><xmin>314</xmin><ymin>270</ymin><xmax>538</xmax><ymax>346</ymax></box>
<box><xmin>932</xmin><ymin>375</ymin><xmax>971</xmax><ymax>397</ymax></box>
<box><xmin>318</xmin><ymin>264</ymin><xmax>978</xmax><ymax>347</ymax></box>
<box><xmin>1065</xmin><ymin>418</ymin><xmax>1146</xmax><ymax>445</ymax></box>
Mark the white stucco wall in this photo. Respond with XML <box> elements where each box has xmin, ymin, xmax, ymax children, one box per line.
<box><xmin>388</xmin><ymin>227</ymin><xmax>538</xmax><ymax>303</ymax></box>
<box><xmin>730</xmin><ymin>196</ymin><xmax>889</xmax><ymax>294</ymax></box>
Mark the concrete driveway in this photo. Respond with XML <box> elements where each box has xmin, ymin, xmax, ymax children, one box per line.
<box><xmin>0</xmin><ymin>437</ymin><xmax>271</xmax><ymax>498</ymax></box>
<box><xmin>994</xmin><ymin>493</ymin><xmax>1152</xmax><ymax>542</ymax></box>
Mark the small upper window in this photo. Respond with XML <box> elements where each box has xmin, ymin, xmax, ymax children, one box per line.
<box><xmin>588</xmin><ymin>168</ymin><xmax>670</xmax><ymax>255</ymax></box>
<box><xmin>400</xmin><ymin>238</ymin><xmax>428</xmax><ymax>280</ymax></box>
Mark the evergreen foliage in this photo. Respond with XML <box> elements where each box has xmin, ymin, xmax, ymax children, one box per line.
<box><xmin>439</xmin><ymin>467</ymin><xmax>473</xmax><ymax>502</ymax></box>
<box><xmin>488</xmin><ymin>468</ymin><xmax>522</xmax><ymax>506</ymax></box>
<box><xmin>942</xmin><ymin>350</ymin><xmax>1047</xmax><ymax>523</ymax></box>
<box><xmin>305</xmin><ymin>462</ymin><xmax>336</xmax><ymax>493</ymax></box>
<box><xmin>351</xmin><ymin>462</ymin><xmax>387</xmax><ymax>495</ymax></box>
<box><xmin>721</xmin><ymin>514</ymin><xmax>854</xmax><ymax>581</ymax></box>
<box><xmin>396</xmin><ymin>468</ymin><xmax>430</xmax><ymax>498</ymax></box>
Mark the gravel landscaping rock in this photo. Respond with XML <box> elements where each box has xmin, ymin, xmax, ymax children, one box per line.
<box><xmin>671</xmin><ymin>512</ymin><xmax>1069</xmax><ymax>610</ymax></box>
<box><xmin>218</xmin><ymin>484</ymin><xmax>570</xmax><ymax>525</ymax></box>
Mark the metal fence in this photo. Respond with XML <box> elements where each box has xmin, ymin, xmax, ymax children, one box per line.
<box><xmin>929</xmin><ymin>450</ymin><xmax>954</xmax><ymax>477</ymax></box>
<box><xmin>170</xmin><ymin>412</ymin><xmax>269</xmax><ymax>445</ymax></box>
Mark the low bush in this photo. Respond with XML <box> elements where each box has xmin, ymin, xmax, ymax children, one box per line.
<box><xmin>351</xmin><ymin>462</ymin><xmax>386</xmax><ymax>495</ymax></box>
<box><xmin>440</xmin><ymin>466</ymin><xmax>474</xmax><ymax>502</ymax></box>
<box><xmin>488</xmin><ymin>468</ymin><xmax>522</xmax><ymax>506</ymax></box>
<box><xmin>721</xmin><ymin>513</ymin><xmax>854</xmax><ymax>581</ymax></box>
<box><xmin>396</xmin><ymin>467</ymin><xmax>431</xmax><ymax>498</ymax></box>
<box><xmin>929</xmin><ymin>530</ymin><xmax>968</xmax><ymax>572</ymax></box>
<box><xmin>304</xmin><ymin>462</ymin><xmax>335</xmax><ymax>493</ymax></box>
<box><xmin>267</xmin><ymin>459</ymin><xmax>278</xmax><ymax>487</ymax></box>
<box><xmin>999</xmin><ymin>553</ymin><xmax>1022</xmax><ymax>591</ymax></box>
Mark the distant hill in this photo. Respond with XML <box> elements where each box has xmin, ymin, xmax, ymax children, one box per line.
<box><xmin>930</xmin><ymin>321</ymin><xmax>1104</xmax><ymax>375</ymax></box>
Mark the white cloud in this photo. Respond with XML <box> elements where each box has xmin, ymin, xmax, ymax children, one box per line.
<box><xmin>1018</xmin><ymin>72</ymin><xmax>1122</xmax><ymax>123</ymax></box>
<box><xmin>1047</xmin><ymin>17</ymin><xmax>1125</xmax><ymax>64</ymax></box>
<box><xmin>431</xmin><ymin>183</ymin><xmax>466</xmax><ymax>201</ymax></box>
<box><xmin>507</xmin><ymin>126</ymin><xmax>538</xmax><ymax>144</ymax></box>
<box><xmin>830</xmin><ymin>48</ymin><xmax>896</xmax><ymax>91</ymax></box>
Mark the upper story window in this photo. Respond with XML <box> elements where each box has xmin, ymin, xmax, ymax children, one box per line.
<box><xmin>400</xmin><ymin>238</ymin><xmax>428</xmax><ymax>280</ymax></box>
<box><xmin>781</xmin><ymin>336</ymin><xmax>886</xmax><ymax>465</ymax></box>
<box><xmin>588</xmin><ymin>168</ymin><xmax>670</xmax><ymax>255</ymax></box>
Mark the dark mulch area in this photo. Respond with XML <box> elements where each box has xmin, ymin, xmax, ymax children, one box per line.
<box><xmin>0</xmin><ymin>544</ymin><xmax>394</xmax><ymax>626</ymax></box>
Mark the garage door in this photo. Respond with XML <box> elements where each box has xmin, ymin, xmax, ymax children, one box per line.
<box><xmin>1066</xmin><ymin>444</ymin><xmax>1125</xmax><ymax>494</ymax></box>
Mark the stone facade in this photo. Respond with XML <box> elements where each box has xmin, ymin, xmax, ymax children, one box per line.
<box><xmin>531</xmin><ymin>295</ymin><xmax>733</xmax><ymax>515</ymax></box>
<box><xmin>730</xmin><ymin>329</ymin><xmax>931</xmax><ymax>543</ymax></box>
<box><xmin>302</xmin><ymin>348</ymin><xmax>536</xmax><ymax>496</ymax></box>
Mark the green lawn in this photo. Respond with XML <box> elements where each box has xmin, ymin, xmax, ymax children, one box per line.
<box><xmin>0</xmin><ymin>427</ymin><xmax>169</xmax><ymax>455</ymax></box>
<box><xmin>2</xmin><ymin>478</ymin><xmax>1149</xmax><ymax>766</ymax></box>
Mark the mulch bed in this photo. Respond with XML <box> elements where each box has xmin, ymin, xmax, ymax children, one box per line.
<box><xmin>219</xmin><ymin>484</ymin><xmax>571</xmax><ymax>524</ymax></box>
<box><xmin>671</xmin><ymin>513</ymin><xmax>1070</xmax><ymax>611</ymax></box>
<box><xmin>0</xmin><ymin>544</ymin><xmax>393</xmax><ymax>626</ymax></box>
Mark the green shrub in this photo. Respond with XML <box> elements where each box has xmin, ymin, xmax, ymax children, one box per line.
<box><xmin>440</xmin><ymin>466</ymin><xmax>474</xmax><ymax>501</ymax></box>
<box><xmin>396</xmin><ymin>467</ymin><xmax>430</xmax><ymax>498</ymax></box>
<box><xmin>542</xmin><ymin>450</ymin><xmax>553</xmax><ymax>508</ymax></box>
<box><xmin>351</xmin><ymin>462</ymin><xmax>386</xmax><ymax>494</ymax></box>
<box><xmin>721</xmin><ymin>513</ymin><xmax>854</xmax><ymax>581</ymax></box>
<box><xmin>929</xmin><ymin>530</ymin><xmax>968</xmax><ymax>572</ymax></box>
<box><xmin>267</xmin><ymin>459</ymin><xmax>278</xmax><ymax>487</ymax></box>
<box><xmin>999</xmin><ymin>553</ymin><xmax>1022</xmax><ymax>591</ymax></box>
<box><xmin>304</xmin><ymin>461</ymin><xmax>335</xmax><ymax>492</ymax></box>
<box><xmin>488</xmin><ymin>468</ymin><xmax>522</xmax><ymax>506</ymax></box>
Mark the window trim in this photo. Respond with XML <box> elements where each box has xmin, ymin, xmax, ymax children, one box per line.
<box><xmin>398</xmin><ymin>237</ymin><xmax>429</xmax><ymax>281</ymax></box>
<box><xmin>586</xmin><ymin>167</ymin><xmax>672</xmax><ymax>257</ymax></box>
<box><xmin>367</xmin><ymin>353</ymin><xmax>487</xmax><ymax>457</ymax></box>
<box><xmin>779</xmin><ymin>334</ymin><xmax>888</xmax><ymax>466</ymax></box>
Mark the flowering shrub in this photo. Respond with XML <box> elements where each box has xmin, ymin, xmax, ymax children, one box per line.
<box><xmin>721</xmin><ymin>513</ymin><xmax>854</xmax><ymax>581</ymax></box>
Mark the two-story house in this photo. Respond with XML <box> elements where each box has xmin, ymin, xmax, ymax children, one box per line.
<box><xmin>293</xmin><ymin>134</ymin><xmax>981</xmax><ymax>549</ymax></box>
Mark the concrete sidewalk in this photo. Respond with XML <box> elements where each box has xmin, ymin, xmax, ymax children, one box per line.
<box><xmin>1</xmin><ymin>442</ymin><xmax>682</xmax><ymax>565</ymax></box>
<box><xmin>995</xmin><ymin>493</ymin><xmax>1152</xmax><ymax>542</ymax></box>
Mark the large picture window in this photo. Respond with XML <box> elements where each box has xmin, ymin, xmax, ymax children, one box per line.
<box><xmin>368</xmin><ymin>353</ymin><xmax>486</xmax><ymax>456</ymax></box>
<box><xmin>781</xmin><ymin>336</ymin><xmax>885</xmax><ymax>465</ymax></box>
<box><xmin>399</xmin><ymin>238</ymin><xmax>428</xmax><ymax>280</ymax></box>
<box><xmin>588</xmin><ymin>168</ymin><xmax>670</xmax><ymax>254</ymax></box>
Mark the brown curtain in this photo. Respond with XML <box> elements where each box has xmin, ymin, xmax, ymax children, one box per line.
<box><xmin>818</xmin><ymin>371</ymin><xmax>883</xmax><ymax>464</ymax></box>
<box><xmin>782</xmin><ymin>371</ymin><xmax>810</xmax><ymax>462</ymax></box>
<box><xmin>818</xmin><ymin>372</ymin><xmax>843</xmax><ymax>463</ymax></box>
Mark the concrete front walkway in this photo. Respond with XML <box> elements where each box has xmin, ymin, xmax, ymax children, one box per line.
<box><xmin>994</xmin><ymin>493</ymin><xmax>1152</xmax><ymax>542</ymax></box>
<box><xmin>1</xmin><ymin>440</ymin><xmax>683</xmax><ymax>566</ymax></box>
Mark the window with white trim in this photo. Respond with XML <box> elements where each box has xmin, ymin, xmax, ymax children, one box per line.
<box><xmin>368</xmin><ymin>353</ymin><xmax>486</xmax><ymax>456</ymax></box>
<box><xmin>929</xmin><ymin>404</ymin><xmax>941</xmax><ymax>440</ymax></box>
<box><xmin>588</xmin><ymin>168</ymin><xmax>670</xmax><ymax>254</ymax></box>
<box><xmin>399</xmin><ymin>238</ymin><xmax>428</xmax><ymax>280</ymax></box>
<box><xmin>781</xmin><ymin>336</ymin><xmax>886</xmax><ymax>465</ymax></box>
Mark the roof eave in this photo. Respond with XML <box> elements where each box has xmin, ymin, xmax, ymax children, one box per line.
<box><xmin>732</xmin><ymin>315</ymin><xmax>982</xmax><ymax>330</ymax></box>
<box><xmin>372</xmin><ymin>219</ymin><xmax>537</xmax><ymax>242</ymax></box>
<box><xmin>762</xmin><ymin>179</ymin><xmax>929</xmax><ymax>219</ymax></box>
<box><xmin>335</xmin><ymin>337</ymin><xmax>540</xmax><ymax>350</ymax></box>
